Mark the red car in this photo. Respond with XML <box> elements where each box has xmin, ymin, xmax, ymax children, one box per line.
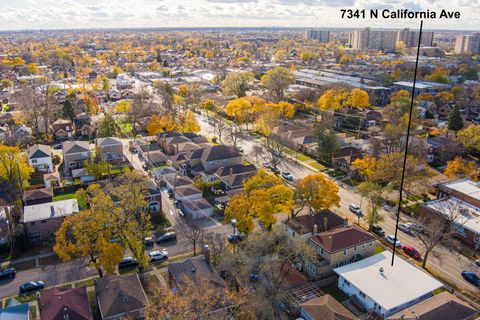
<box><xmin>402</xmin><ymin>245</ymin><xmax>421</xmax><ymax>259</ymax></box>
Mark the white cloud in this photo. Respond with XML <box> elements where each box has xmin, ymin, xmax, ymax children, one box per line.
<box><xmin>0</xmin><ymin>0</ymin><xmax>475</xmax><ymax>30</ymax></box>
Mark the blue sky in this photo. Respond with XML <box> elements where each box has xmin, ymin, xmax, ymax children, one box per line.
<box><xmin>0</xmin><ymin>0</ymin><xmax>478</xmax><ymax>31</ymax></box>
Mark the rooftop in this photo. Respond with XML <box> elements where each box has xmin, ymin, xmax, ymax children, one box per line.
<box><xmin>440</xmin><ymin>179</ymin><xmax>480</xmax><ymax>202</ymax></box>
<box><xmin>334</xmin><ymin>252</ymin><xmax>443</xmax><ymax>312</ymax></box>
<box><xmin>309</xmin><ymin>225</ymin><xmax>375</xmax><ymax>253</ymax></box>
<box><xmin>300</xmin><ymin>294</ymin><xmax>356</xmax><ymax>320</ymax></box>
<box><xmin>285</xmin><ymin>210</ymin><xmax>347</xmax><ymax>235</ymax></box>
<box><xmin>425</xmin><ymin>197</ymin><xmax>480</xmax><ymax>234</ymax></box>
<box><xmin>38</xmin><ymin>287</ymin><xmax>92</xmax><ymax>320</ymax></box>
<box><xmin>23</xmin><ymin>199</ymin><xmax>79</xmax><ymax>223</ymax></box>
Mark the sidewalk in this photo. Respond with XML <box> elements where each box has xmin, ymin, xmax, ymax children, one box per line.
<box><xmin>0</xmin><ymin>252</ymin><xmax>56</xmax><ymax>269</ymax></box>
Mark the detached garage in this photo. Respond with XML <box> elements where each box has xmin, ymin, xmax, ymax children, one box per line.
<box><xmin>182</xmin><ymin>198</ymin><xmax>213</xmax><ymax>220</ymax></box>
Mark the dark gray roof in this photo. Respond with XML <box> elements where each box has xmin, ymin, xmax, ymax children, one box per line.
<box><xmin>175</xmin><ymin>185</ymin><xmax>202</xmax><ymax>197</ymax></box>
<box><xmin>201</xmin><ymin>145</ymin><xmax>240</xmax><ymax>162</ymax></box>
<box><xmin>168</xmin><ymin>255</ymin><xmax>225</xmax><ymax>290</ymax></box>
<box><xmin>95</xmin><ymin>274</ymin><xmax>147</xmax><ymax>319</ymax></box>
<box><xmin>183</xmin><ymin>198</ymin><xmax>213</xmax><ymax>211</ymax></box>
<box><xmin>215</xmin><ymin>164</ymin><xmax>256</xmax><ymax>177</ymax></box>
<box><xmin>28</xmin><ymin>144</ymin><xmax>50</xmax><ymax>159</ymax></box>
<box><xmin>62</xmin><ymin>141</ymin><xmax>90</xmax><ymax>154</ymax></box>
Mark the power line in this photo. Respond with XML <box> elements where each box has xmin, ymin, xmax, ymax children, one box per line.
<box><xmin>391</xmin><ymin>20</ymin><xmax>424</xmax><ymax>267</ymax></box>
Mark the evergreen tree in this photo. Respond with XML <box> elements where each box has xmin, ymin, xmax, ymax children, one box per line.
<box><xmin>314</xmin><ymin>124</ymin><xmax>340</xmax><ymax>163</ymax></box>
<box><xmin>62</xmin><ymin>99</ymin><xmax>75</xmax><ymax>121</ymax></box>
<box><xmin>448</xmin><ymin>104</ymin><xmax>464</xmax><ymax>132</ymax></box>
<box><xmin>97</xmin><ymin>114</ymin><xmax>119</xmax><ymax>138</ymax></box>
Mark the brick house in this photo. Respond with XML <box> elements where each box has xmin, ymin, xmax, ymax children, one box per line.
<box><xmin>38</xmin><ymin>287</ymin><xmax>92</xmax><ymax>320</ymax></box>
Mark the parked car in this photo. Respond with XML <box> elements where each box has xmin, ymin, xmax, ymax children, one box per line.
<box><xmin>398</xmin><ymin>223</ymin><xmax>412</xmax><ymax>234</ymax></box>
<box><xmin>405</xmin><ymin>222</ymin><xmax>424</xmax><ymax>234</ymax></box>
<box><xmin>143</xmin><ymin>237</ymin><xmax>154</xmax><ymax>246</ymax></box>
<box><xmin>0</xmin><ymin>268</ymin><xmax>16</xmax><ymax>280</ymax></box>
<box><xmin>281</xmin><ymin>172</ymin><xmax>293</xmax><ymax>181</ymax></box>
<box><xmin>118</xmin><ymin>257</ymin><xmax>139</xmax><ymax>270</ymax></box>
<box><xmin>348</xmin><ymin>204</ymin><xmax>362</xmax><ymax>216</ymax></box>
<box><xmin>227</xmin><ymin>233</ymin><xmax>245</xmax><ymax>244</ymax></box>
<box><xmin>262</xmin><ymin>162</ymin><xmax>271</xmax><ymax>169</ymax></box>
<box><xmin>19</xmin><ymin>281</ymin><xmax>45</xmax><ymax>294</ymax></box>
<box><xmin>371</xmin><ymin>225</ymin><xmax>385</xmax><ymax>237</ymax></box>
<box><xmin>236</xmin><ymin>146</ymin><xmax>244</xmax><ymax>153</ymax></box>
<box><xmin>461</xmin><ymin>271</ymin><xmax>480</xmax><ymax>287</ymax></box>
<box><xmin>156</xmin><ymin>232</ymin><xmax>177</xmax><ymax>243</ymax></box>
<box><xmin>149</xmin><ymin>250</ymin><xmax>169</xmax><ymax>262</ymax></box>
<box><xmin>385</xmin><ymin>235</ymin><xmax>401</xmax><ymax>247</ymax></box>
<box><xmin>271</xmin><ymin>167</ymin><xmax>280</xmax><ymax>174</ymax></box>
<box><xmin>402</xmin><ymin>245</ymin><xmax>421</xmax><ymax>259</ymax></box>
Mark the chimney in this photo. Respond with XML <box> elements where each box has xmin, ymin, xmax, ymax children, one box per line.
<box><xmin>313</xmin><ymin>224</ymin><xmax>318</xmax><ymax>235</ymax></box>
<box><xmin>229</xmin><ymin>167</ymin><xmax>233</xmax><ymax>177</ymax></box>
<box><xmin>379</xmin><ymin>267</ymin><xmax>384</xmax><ymax>273</ymax></box>
<box><xmin>204</xmin><ymin>245</ymin><xmax>211</xmax><ymax>264</ymax></box>
<box><xmin>63</xmin><ymin>307</ymin><xmax>69</xmax><ymax>320</ymax></box>
<box><xmin>323</xmin><ymin>217</ymin><xmax>328</xmax><ymax>232</ymax></box>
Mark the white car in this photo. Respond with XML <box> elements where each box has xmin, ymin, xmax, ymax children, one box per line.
<box><xmin>148</xmin><ymin>250</ymin><xmax>168</xmax><ymax>262</ymax></box>
<box><xmin>348</xmin><ymin>203</ymin><xmax>362</xmax><ymax>216</ymax></box>
<box><xmin>385</xmin><ymin>235</ymin><xmax>402</xmax><ymax>247</ymax></box>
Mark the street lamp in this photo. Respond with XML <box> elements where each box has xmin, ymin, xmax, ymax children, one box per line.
<box><xmin>231</xmin><ymin>219</ymin><xmax>237</xmax><ymax>254</ymax></box>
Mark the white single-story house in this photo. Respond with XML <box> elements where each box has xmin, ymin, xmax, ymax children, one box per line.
<box><xmin>333</xmin><ymin>251</ymin><xmax>443</xmax><ymax>318</ymax></box>
<box><xmin>182</xmin><ymin>198</ymin><xmax>213</xmax><ymax>220</ymax></box>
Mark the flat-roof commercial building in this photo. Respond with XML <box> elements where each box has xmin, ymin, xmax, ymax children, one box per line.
<box><xmin>334</xmin><ymin>251</ymin><xmax>443</xmax><ymax>318</ymax></box>
<box><xmin>305</xmin><ymin>30</ymin><xmax>330</xmax><ymax>42</ymax></box>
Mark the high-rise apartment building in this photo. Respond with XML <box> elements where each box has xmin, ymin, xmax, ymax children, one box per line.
<box><xmin>305</xmin><ymin>30</ymin><xmax>330</xmax><ymax>42</ymax></box>
<box><xmin>454</xmin><ymin>33</ymin><xmax>480</xmax><ymax>54</ymax></box>
<box><xmin>350</xmin><ymin>28</ymin><xmax>434</xmax><ymax>51</ymax></box>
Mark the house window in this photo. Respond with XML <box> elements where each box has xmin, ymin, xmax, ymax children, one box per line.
<box><xmin>31</xmin><ymin>159</ymin><xmax>37</xmax><ymax>164</ymax></box>
<box><xmin>370</xmin><ymin>241</ymin><xmax>373</xmax><ymax>247</ymax></box>
<box><xmin>474</xmin><ymin>234</ymin><xmax>480</xmax><ymax>245</ymax></box>
<box><xmin>343</xmin><ymin>249</ymin><xmax>347</xmax><ymax>255</ymax></box>
<box><xmin>452</xmin><ymin>223</ymin><xmax>466</xmax><ymax>236</ymax></box>
<box><xmin>354</xmin><ymin>246</ymin><xmax>357</xmax><ymax>251</ymax></box>
<box><xmin>359</xmin><ymin>291</ymin><xmax>366</xmax><ymax>298</ymax></box>
<box><xmin>320</xmin><ymin>248</ymin><xmax>323</xmax><ymax>254</ymax></box>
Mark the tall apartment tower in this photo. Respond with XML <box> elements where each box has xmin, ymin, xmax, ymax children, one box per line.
<box><xmin>351</xmin><ymin>28</ymin><xmax>434</xmax><ymax>51</ymax></box>
<box><xmin>397</xmin><ymin>28</ymin><xmax>434</xmax><ymax>47</ymax></box>
<box><xmin>455</xmin><ymin>33</ymin><xmax>480</xmax><ymax>54</ymax></box>
<box><xmin>305</xmin><ymin>30</ymin><xmax>330</xmax><ymax>42</ymax></box>
<box><xmin>351</xmin><ymin>28</ymin><xmax>397</xmax><ymax>51</ymax></box>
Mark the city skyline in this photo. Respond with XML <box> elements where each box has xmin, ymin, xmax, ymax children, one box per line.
<box><xmin>0</xmin><ymin>0</ymin><xmax>478</xmax><ymax>32</ymax></box>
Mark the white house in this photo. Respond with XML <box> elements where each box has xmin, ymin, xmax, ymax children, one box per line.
<box><xmin>174</xmin><ymin>185</ymin><xmax>203</xmax><ymax>202</ymax></box>
<box><xmin>28</xmin><ymin>144</ymin><xmax>53</xmax><ymax>173</ymax></box>
<box><xmin>333</xmin><ymin>251</ymin><xmax>443</xmax><ymax>318</ymax></box>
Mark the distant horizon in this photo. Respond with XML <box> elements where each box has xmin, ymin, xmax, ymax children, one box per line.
<box><xmin>0</xmin><ymin>26</ymin><xmax>477</xmax><ymax>34</ymax></box>
<box><xmin>0</xmin><ymin>0</ymin><xmax>478</xmax><ymax>32</ymax></box>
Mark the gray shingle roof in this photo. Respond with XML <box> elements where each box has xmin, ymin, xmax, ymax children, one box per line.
<box><xmin>96</xmin><ymin>137</ymin><xmax>122</xmax><ymax>147</ymax></box>
<box><xmin>62</xmin><ymin>141</ymin><xmax>90</xmax><ymax>154</ymax></box>
<box><xmin>28</xmin><ymin>144</ymin><xmax>50</xmax><ymax>159</ymax></box>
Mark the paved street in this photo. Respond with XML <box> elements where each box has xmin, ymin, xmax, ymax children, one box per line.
<box><xmin>196</xmin><ymin>112</ymin><xmax>480</xmax><ymax>294</ymax></box>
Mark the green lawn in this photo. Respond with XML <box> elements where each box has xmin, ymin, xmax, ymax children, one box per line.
<box><xmin>110</xmin><ymin>165</ymin><xmax>131</xmax><ymax>175</ymax></box>
<box><xmin>297</xmin><ymin>154</ymin><xmax>311</xmax><ymax>162</ymax></box>
<box><xmin>306</xmin><ymin>161</ymin><xmax>327</xmax><ymax>171</ymax></box>
<box><xmin>74</xmin><ymin>277</ymin><xmax>98</xmax><ymax>288</ymax></box>
<box><xmin>53</xmin><ymin>192</ymin><xmax>87</xmax><ymax>208</ymax></box>
<box><xmin>119</xmin><ymin>122</ymin><xmax>133</xmax><ymax>133</ymax></box>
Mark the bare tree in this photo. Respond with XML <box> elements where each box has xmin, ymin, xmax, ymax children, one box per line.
<box><xmin>175</xmin><ymin>216</ymin><xmax>203</xmax><ymax>255</ymax></box>
<box><xmin>203</xmin><ymin>232</ymin><xmax>227</xmax><ymax>265</ymax></box>
<box><xmin>262</xmin><ymin>136</ymin><xmax>286</xmax><ymax>170</ymax></box>
<box><xmin>417</xmin><ymin>200</ymin><xmax>463</xmax><ymax>268</ymax></box>
<box><xmin>226</xmin><ymin>122</ymin><xmax>242</xmax><ymax>148</ymax></box>
<box><xmin>129</xmin><ymin>87</ymin><xmax>155</xmax><ymax>134</ymax></box>
<box><xmin>213</xmin><ymin>114</ymin><xmax>227</xmax><ymax>144</ymax></box>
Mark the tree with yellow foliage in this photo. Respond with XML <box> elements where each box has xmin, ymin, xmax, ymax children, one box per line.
<box><xmin>179</xmin><ymin>110</ymin><xmax>200</xmax><ymax>132</ymax></box>
<box><xmin>147</xmin><ymin>114</ymin><xmax>177</xmax><ymax>135</ymax></box>
<box><xmin>261</xmin><ymin>67</ymin><xmax>294</xmax><ymax>102</ymax></box>
<box><xmin>444</xmin><ymin>157</ymin><xmax>478</xmax><ymax>181</ymax></box>
<box><xmin>273</xmin><ymin>101</ymin><xmax>295</xmax><ymax>118</ymax></box>
<box><xmin>200</xmin><ymin>99</ymin><xmax>216</xmax><ymax>117</ymax></box>
<box><xmin>225</xmin><ymin>97</ymin><xmax>254</xmax><ymax>127</ymax></box>
<box><xmin>222</xmin><ymin>72</ymin><xmax>254</xmax><ymax>97</ymax></box>
<box><xmin>177</xmin><ymin>84</ymin><xmax>190</xmax><ymax>97</ymax></box>
<box><xmin>317</xmin><ymin>90</ymin><xmax>341</xmax><ymax>110</ymax></box>
<box><xmin>54</xmin><ymin>188</ymin><xmax>124</xmax><ymax>277</ymax></box>
<box><xmin>225</xmin><ymin>170</ymin><xmax>294</xmax><ymax>233</ymax></box>
<box><xmin>115</xmin><ymin>100</ymin><xmax>132</xmax><ymax>113</ymax></box>
<box><xmin>294</xmin><ymin>173</ymin><xmax>340</xmax><ymax>216</ymax></box>
<box><xmin>0</xmin><ymin>144</ymin><xmax>33</xmax><ymax>193</ymax></box>
<box><xmin>458</xmin><ymin>124</ymin><xmax>480</xmax><ymax>153</ymax></box>
<box><xmin>346</xmin><ymin>88</ymin><xmax>370</xmax><ymax>108</ymax></box>
<box><xmin>26</xmin><ymin>63</ymin><xmax>38</xmax><ymax>75</ymax></box>
<box><xmin>274</xmin><ymin>48</ymin><xmax>287</xmax><ymax>61</ymax></box>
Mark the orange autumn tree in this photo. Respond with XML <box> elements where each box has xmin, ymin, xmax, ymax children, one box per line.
<box><xmin>294</xmin><ymin>173</ymin><xmax>340</xmax><ymax>216</ymax></box>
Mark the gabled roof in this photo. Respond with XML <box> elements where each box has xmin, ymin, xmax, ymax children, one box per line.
<box><xmin>23</xmin><ymin>188</ymin><xmax>53</xmax><ymax>202</ymax></box>
<box><xmin>95</xmin><ymin>274</ymin><xmax>148</xmax><ymax>319</ymax></box>
<box><xmin>38</xmin><ymin>287</ymin><xmax>92</xmax><ymax>320</ymax></box>
<box><xmin>183</xmin><ymin>198</ymin><xmax>213</xmax><ymax>212</ymax></box>
<box><xmin>62</xmin><ymin>141</ymin><xmax>90</xmax><ymax>154</ymax></box>
<box><xmin>175</xmin><ymin>185</ymin><xmax>202</xmax><ymax>197</ymax></box>
<box><xmin>168</xmin><ymin>255</ymin><xmax>225</xmax><ymax>290</ymax></box>
<box><xmin>386</xmin><ymin>291</ymin><xmax>478</xmax><ymax>320</ymax></box>
<box><xmin>96</xmin><ymin>137</ymin><xmax>122</xmax><ymax>147</ymax></box>
<box><xmin>285</xmin><ymin>210</ymin><xmax>346</xmax><ymax>235</ymax></box>
<box><xmin>300</xmin><ymin>295</ymin><xmax>356</xmax><ymax>320</ymax></box>
<box><xmin>166</xmin><ymin>176</ymin><xmax>192</xmax><ymax>188</ymax></box>
<box><xmin>28</xmin><ymin>144</ymin><xmax>50</xmax><ymax>159</ymax></box>
<box><xmin>201</xmin><ymin>145</ymin><xmax>240</xmax><ymax>162</ymax></box>
<box><xmin>309</xmin><ymin>225</ymin><xmax>375</xmax><ymax>253</ymax></box>
<box><xmin>214</xmin><ymin>164</ymin><xmax>256</xmax><ymax>177</ymax></box>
